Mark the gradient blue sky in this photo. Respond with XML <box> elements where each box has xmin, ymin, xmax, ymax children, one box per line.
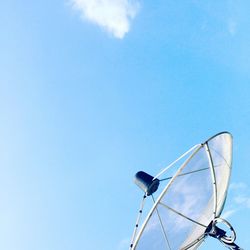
<box><xmin>1</xmin><ymin>1</ymin><xmax>250</xmax><ymax>250</ymax></box>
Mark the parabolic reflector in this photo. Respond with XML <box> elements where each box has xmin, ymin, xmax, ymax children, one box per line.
<box><xmin>130</xmin><ymin>132</ymin><xmax>233</xmax><ymax>250</ymax></box>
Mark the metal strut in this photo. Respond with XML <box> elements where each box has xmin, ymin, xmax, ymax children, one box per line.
<box><xmin>205</xmin><ymin>218</ymin><xmax>244</xmax><ymax>250</ymax></box>
<box><xmin>129</xmin><ymin>194</ymin><xmax>147</xmax><ymax>249</ymax></box>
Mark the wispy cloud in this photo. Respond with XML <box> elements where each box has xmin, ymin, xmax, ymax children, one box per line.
<box><xmin>222</xmin><ymin>209</ymin><xmax>237</xmax><ymax>219</ymax></box>
<box><xmin>228</xmin><ymin>19</ymin><xmax>237</xmax><ymax>36</ymax></box>
<box><xmin>70</xmin><ymin>0</ymin><xmax>140</xmax><ymax>39</ymax></box>
<box><xmin>234</xmin><ymin>195</ymin><xmax>250</xmax><ymax>208</ymax></box>
<box><xmin>229</xmin><ymin>182</ymin><xmax>247</xmax><ymax>190</ymax></box>
<box><xmin>117</xmin><ymin>237</ymin><xmax>130</xmax><ymax>250</ymax></box>
<box><xmin>229</xmin><ymin>182</ymin><xmax>248</xmax><ymax>190</ymax></box>
<box><xmin>222</xmin><ymin>182</ymin><xmax>250</xmax><ymax>219</ymax></box>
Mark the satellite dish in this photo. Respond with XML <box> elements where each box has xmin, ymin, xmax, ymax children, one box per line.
<box><xmin>129</xmin><ymin>132</ymin><xmax>243</xmax><ymax>250</ymax></box>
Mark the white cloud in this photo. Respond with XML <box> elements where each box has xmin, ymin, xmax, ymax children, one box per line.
<box><xmin>229</xmin><ymin>182</ymin><xmax>247</xmax><ymax>190</ymax></box>
<box><xmin>71</xmin><ymin>0</ymin><xmax>140</xmax><ymax>39</ymax></box>
<box><xmin>227</xmin><ymin>182</ymin><xmax>250</xmax><ymax>212</ymax></box>
<box><xmin>117</xmin><ymin>237</ymin><xmax>130</xmax><ymax>250</ymax></box>
<box><xmin>222</xmin><ymin>209</ymin><xmax>237</xmax><ymax>219</ymax></box>
<box><xmin>214</xmin><ymin>182</ymin><xmax>250</xmax><ymax>222</ymax></box>
<box><xmin>217</xmin><ymin>183</ymin><xmax>247</xmax><ymax>220</ymax></box>
<box><xmin>234</xmin><ymin>195</ymin><xmax>250</xmax><ymax>208</ymax></box>
<box><xmin>228</xmin><ymin>19</ymin><xmax>237</xmax><ymax>36</ymax></box>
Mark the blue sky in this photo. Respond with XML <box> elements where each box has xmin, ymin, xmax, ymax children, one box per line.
<box><xmin>0</xmin><ymin>1</ymin><xmax>250</xmax><ymax>250</ymax></box>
